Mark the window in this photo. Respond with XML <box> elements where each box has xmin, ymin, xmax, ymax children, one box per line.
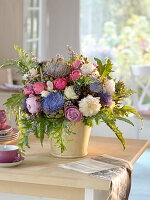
<box><xmin>24</xmin><ymin>0</ymin><xmax>41</xmax><ymax>57</ymax></box>
<box><xmin>80</xmin><ymin>0</ymin><xmax>150</xmax><ymax>81</ymax></box>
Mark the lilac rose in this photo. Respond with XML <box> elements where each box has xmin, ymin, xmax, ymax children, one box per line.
<box><xmin>65</xmin><ymin>106</ymin><xmax>83</xmax><ymax>122</ymax></box>
<box><xmin>26</xmin><ymin>95</ymin><xmax>41</xmax><ymax>115</ymax></box>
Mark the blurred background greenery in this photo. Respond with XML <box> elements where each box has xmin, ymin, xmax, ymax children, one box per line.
<box><xmin>80</xmin><ymin>0</ymin><xmax>150</xmax><ymax>82</ymax></box>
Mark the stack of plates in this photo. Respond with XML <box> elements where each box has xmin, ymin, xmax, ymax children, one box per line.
<box><xmin>0</xmin><ymin>125</ymin><xmax>19</xmax><ymax>143</ymax></box>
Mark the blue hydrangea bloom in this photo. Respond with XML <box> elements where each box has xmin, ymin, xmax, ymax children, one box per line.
<box><xmin>98</xmin><ymin>92</ymin><xmax>112</xmax><ymax>106</ymax></box>
<box><xmin>42</xmin><ymin>92</ymin><xmax>64</xmax><ymax>115</ymax></box>
<box><xmin>88</xmin><ymin>78</ymin><xmax>103</xmax><ymax>93</ymax></box>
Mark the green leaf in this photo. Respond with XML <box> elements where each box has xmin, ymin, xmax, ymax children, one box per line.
<box><xmin>122</xmin><ymin>106</ymin><xmax>143</xmax><ymax>120</ymax></box>
<box><xmin>1</xmin><ymin>45</ymin><xmax>38</xmax><ymax>75</ymax></box>
<box><xmin>94</xmin><ymin>57</ymin><xmax>103</xmax><ymax>67</ymax></box>
<box><xmin>113</xmin><ymin>81</ymin><xmax>135</xmax><ymax>102</ymax></box>
<box><xmin>83</xmin><ymin>117</ymin><xmax>94</xmax><ymax>127</ymax></box>
<box><xmin>116</xmin><ymin>117</ymin><xmax>134</xmax><ymax>126</ymax></box>
<box><xmin>106</xmin><ymin>122</ymin><xmax>126</xmax><ymax>149</ymax></box>
<box><xmin>95</xmin><ymin>58</ymin><xmax>114</xmax><ymax>78</ymax></box>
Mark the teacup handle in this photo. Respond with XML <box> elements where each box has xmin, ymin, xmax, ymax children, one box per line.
<box><xmin>15</xmin><ymin>151</ymin><xmax>24</xmax><ymax>162</ymax></box>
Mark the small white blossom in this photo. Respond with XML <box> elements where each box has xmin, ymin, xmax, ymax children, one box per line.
<box><xmin>47</xmin><ymin>81</ymin><xmax>53</xmax><ymax>91</ymax></box>
<box><xmin>22</xmin><ymin>73</ymin><xmax>29</xmax><ymax>80</ymax></box>
<box><xmin>64</xmin><ymin>86</ymin><xmax>78</xmax><ymax>99</ymax></box>
<box><xmin>29</xmin><ymin>68</ymin><xmax>38</xmax><ymax>77</ymax></box>
<box><xmin>103</xmin><ymin>79</ymin><xmax>115</xmax><ymax>95</ymax></box>
<box><xmin>80</xmin><ymin>63</ymin><xmax>96</xmax><ymax>76</ymax></box>
<box><xmin>79</xmin><ymin>95</ymin><xmax>101</xmax><ymax>117</ymax></box>
<box><xmin>91</xmin><ymin>70</ymin><xmax>100</xmax><ymax>77</ymax></box>
<box><xmin>41</xmin><ymin>90</ymin><xmax>50</xmax><ymax>97</ymax></box>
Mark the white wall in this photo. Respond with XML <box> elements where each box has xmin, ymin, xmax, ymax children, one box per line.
<box><xmin>40</xmin><ymin>0</ymin><xmax>80</xmax><ymax>60</ymax></box>
<box><xmin>0</xmin><ymin>0</ymin><xmax>23</xmax><ymax>84</ymax></box>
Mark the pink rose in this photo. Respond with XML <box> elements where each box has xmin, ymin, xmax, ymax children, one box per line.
<box><xmin>70</xmin><ymin>70</ymin><xmax>81</xmax><ymax>81</ymax></box>
<box><xmin>26</xmin><ymin>95</ymin><xmax>41</xmax><ymax>115</ymax></box>
<box><xmin>23</xmin><ymin>83</ymin><xmax>34</xmax><ymax>95</ymax></box>
<box><xmin>71</xmin><ymin>60</ymin><xmax>83</xmax><ymax>70</ymax></box>
<box><xmin>0</xmin><ymin>110</ymin><xmax>7</xmax><ymax>130</ymax></box>
<box><xmin>65</xmin><ymin>106</ymin><xmax>83</xmax><ymax>122</ymax></box>
<box><xmin>33</xmin><ymin>82</ymin><xmax>47</xmax><ymax>94</ymax></box>
<box><xmin>53</xmin><ymin>78</ymin><xmax>67</xmax><ymax>90</ymax></box>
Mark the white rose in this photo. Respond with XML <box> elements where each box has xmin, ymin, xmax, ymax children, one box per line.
<box><xmin>80</xmin><ymin>63</ymin><xmax>96</xmax><ymax>76</ymax></box>
<box><xmin>29</xmin><ymin>68</ymin><xmax>38</xmax><ymax>77</ymax></box>
<box><xmin>103</xmin><ymin>79</ymin><xmax>115</xmax><ymax>95</ymax></box>
<box><xmin>64</xmin><ymin>86</ymin><xmax>78</xmax><ymax>99</ymax></box>
<box><xmin>47</xmin><ymin>81</ymin><xmax>53</xmax><ymax>91</ymax></box>
<box><xmin>41</xmin><ymin>90</ymin><xmax>50</xmax><ymax>97</ymax></box>
<box><xmin>79</xmin><ymin>95</ymin><xmax>101</xmax><ymax>117</ymax></box>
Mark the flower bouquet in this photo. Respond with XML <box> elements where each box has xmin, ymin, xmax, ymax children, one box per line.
<box><xmin>1</xmin><ymin>46</ymin><xmax>141</xmax><ymax>155</ymax></box>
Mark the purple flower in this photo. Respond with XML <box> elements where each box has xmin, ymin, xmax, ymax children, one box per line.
<box><xmin>26</xmin><ymin>95</ymin><xmax>41</xmax><ymax>115</ymax></box>
<box><xmin>98</xmin><ymin>92</ymin><xmax>112</xmax><ymax>106</ymax></box>
<box><xmin>65</xmin><ymin>106</ymin><xmax>83</xmax><ymax>122</ymax></box>
<box><xmin>42</xmin><ymin>92</ymin><xmax>64</xmax><ymax>115</ymax></box>
<box><xmin>88</xmin><ymin>78</ymin><xmax>103</xmax><ymax>93</ymax></box>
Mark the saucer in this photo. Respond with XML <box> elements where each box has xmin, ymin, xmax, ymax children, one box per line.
<box><xmin>0</xmin><ymin>159</ymin><xmax>23</xmax><ymax>168</ymax></box>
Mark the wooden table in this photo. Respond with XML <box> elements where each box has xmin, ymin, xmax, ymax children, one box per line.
<box><xmin>0</xmin><ymin>136</ymin><xmax>148</xmax><ymax>200</ymax></box>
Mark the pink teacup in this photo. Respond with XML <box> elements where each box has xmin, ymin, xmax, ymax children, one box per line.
<box><xmin>0</xmin><ymin>110</ymin><xmax>7</xmax><ymax>130</ymax></box>
<box><xmin>0</xmin><ymin>145</ymin><xmax>20</xmax><ymax>163</ymax></box>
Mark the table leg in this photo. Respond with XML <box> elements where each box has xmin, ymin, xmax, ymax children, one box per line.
<box><xmin>85</xmin><ymin>189</ymin><xmax>109</xmax><ymax>200</ymax></box>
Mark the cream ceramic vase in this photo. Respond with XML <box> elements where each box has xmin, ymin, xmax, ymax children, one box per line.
<box><xmin>50</xmin><ymin>121</ymin><xmax>91</xmax><ymax>158</ymax></box>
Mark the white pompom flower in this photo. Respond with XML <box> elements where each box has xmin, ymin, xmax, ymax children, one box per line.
<box><xmin>41</xmin><ymin>90</ymin><xmax>50</xmax><ymax>97</ymax></box>
<box><xmin>80</xmin><ymin>63</ymin><xmax>96</xmax><ymax>76</ymax></box>
<box><xmin>64</xmin><ymin>86</ymin><xmax>78</xmax><ymax>99</ymax></box>
<box><xmin>79</xmin><ymin>95</ymin><xmax>101</xmax><ymax>117</ymax></box>
<box><xmin>47</xmin><ymin>81</ymin><xmax>53</xmax><ymax>91</ymax></box>
<box><xmin>103</xmin><ymin>79</ymin><xmax>115</xmax><ymax>96</ymax></box>
<box><xmin>29</xmin><ymin>68</ymin><xmax>38</xmax><ymax>77</ymax></box>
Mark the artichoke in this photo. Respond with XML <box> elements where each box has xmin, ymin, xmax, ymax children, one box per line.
<box><xmin>45</xmin><ymin>59</ymin><xmax>72</xmax><ymax>78</ymax></box>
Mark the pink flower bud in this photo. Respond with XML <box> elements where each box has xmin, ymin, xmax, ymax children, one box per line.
<box><xmin>23</xmin><ymin>83</ymin><xmax>34</xmax><ymax>95</ymax></box>
<box><xmin>70</xmin><ymin>70</ymin><xmax>81</xmax><ymax>81</ymax></box>
<box><xmin>71</xmin><ymin>60</ymin><xmax>83</xmax><ymax>70</ymax></box>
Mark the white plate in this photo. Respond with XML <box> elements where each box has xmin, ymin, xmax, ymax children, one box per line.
<box><xmin>0</xmin><ymin>134</ymin><xmax>18</xmax><ymax>139</ymax></box>
<box><xmin>0</xmin><ymin>128</ymin><xmax>18</xmax><ymax>136</ymax></box>
<box><xmin>0</xmin><ymin>160</ymin><xmax>23</xmax><ymax>167</ymax></box>
<box><xmin>0</xmin><ymin>126</ymin><xmax>13</xmax><ymax>134</ymax></box>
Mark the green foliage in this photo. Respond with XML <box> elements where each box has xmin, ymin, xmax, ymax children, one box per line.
<box><xmin>113</xmin><ymin>81</ymin><xmax>135</xmax><ymax>103</ymax></box>
<box><xmin>0</xmin><ymin>45</ymin><xmax>38</xmax><ymax>75</ymax></box>
<box><xmin>18</xmin><ymin>114</ymin><xmax>73</xmax><ymax>153</ymax></box>
<box><xmin>74</xmin><ymin>76</ymin><xmax>93</xmax><ymax>86</ymax></box>
<box><xmin>83</xmin><ymin>105</ymin><xmax>142</xmax><ymax>149</ymax></box>
<box><xmin>4</xmin><ymin>93</ymin><xmax>24</xmax><ymax>121</ymax></box>
<box><xmin>94</xmin><ymin>57</ymin><xmax>114</xmax><ymax>79</ymax></box>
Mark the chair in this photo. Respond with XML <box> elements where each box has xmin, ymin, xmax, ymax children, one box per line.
<box><xmin>131</xmin><ymin>65</ymin><xmax>150</xmax><ymax>138</ymax></box>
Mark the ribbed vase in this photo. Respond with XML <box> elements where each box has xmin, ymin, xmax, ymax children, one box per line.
<box><xmin>50</xmin><ymin>121</ymin><xmax>91</xmax><ymax>158</ymax></box>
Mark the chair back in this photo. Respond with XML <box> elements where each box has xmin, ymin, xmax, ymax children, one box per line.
<box><xmin>131</xmin><ymin>65</ymin><xmax>150</xmax><ymax>116</ymax></box>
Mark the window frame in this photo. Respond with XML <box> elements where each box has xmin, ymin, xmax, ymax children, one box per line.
<box><xmin>23</xmin><ymin>0</ymin><xmax>42</xmax><ymax>57</ymax></box>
